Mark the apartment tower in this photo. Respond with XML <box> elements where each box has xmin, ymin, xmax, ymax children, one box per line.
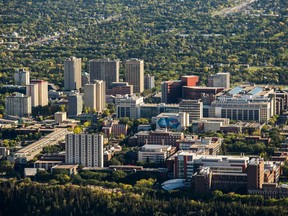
<box><xmin>65</xmin><ymin>133</ymin><xmax>104</xmax><ymax>167</ymax></box>
<box><xmin>28</xmin><ymin>80</ymin><xmax>48</xmax><ymax>106</ymax></box>
<box><xmin>89</xmin><ymin>58</ymin><xmax>119</xmax><ymax>89</ymax></box>
<box><xmin>125</xmin><ymin>59</ymin><xmax>144</xmax><ymax>93</ymax></box>
<box><xmin>14</xmin><ymin>68</ymin><xmax>30</xmax><ymax>85</ymax></box>
<box><xmin>68</xmin><ymin>93</ymin><xmax>83</xmax><ymax>117</ymax></box>
<box><xmin>64</xmin><ymin>57</ymin><xmax>82</xmax><ymax>90</ymax></box>
<box><xmin>84</xmin><ymin>80</ymin><xmax>106</xmax><ymax>112</ymax></box>
<box><xmin>5</xmin><ymin>93</ymin><xmax>31</xmax><ymax>117</ymax></box>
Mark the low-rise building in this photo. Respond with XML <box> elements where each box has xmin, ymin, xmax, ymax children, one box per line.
<box><xmin>210</xmin><ymin>85</ymin><xmax>276</xmax><ymax>123</ymax></box>
<box><xmin>130</xmin><ymin>130</ymin><xmax>184</xmax><ymax>146</ymax></box>
<box><xmin>176</xmin><ymin>136</ymin><xmax>221</xmax><ymax>155</ymax></box>
<box><xmin>54</xmin><ymin>112</ymin><xmax>67</xmax><ymax>124</ymax></box>
<box><xmin>51</xmin><ymin>164</ymin><xmax>78</xmax><ymax>176</ymax></box>
<box><xmin>191</xmin><ymin>117</ymin><xmax>230</xmax><ymax>133</ymax></box>
<box><xmin>138</xmin><ymin>144</ymin><xmax>176</xmax><ymax>164</ymax></box>
<box><xmin>102</xmin><ymin>120</ymin><xmax>128</xmax><ymax>137</ymax></box>
<box><xmin>152</xmin><ymin>112</ymin><xmax>189</xmax><ymax>131</ymax></box>
<box><xmin>34</xmin><ymin>160</ymin><xmax>62</xmax><ymax>171</ymax></box>
<box><xmin>248</xmin><ymin>184</ymin><xmax>288</xmax><ymax>198</ymax></box>
<box><xmin>139</xmin><ymin>103</ymin><xmax>179</xmax><ymax>118</ymax></box>
<box><xmin>168</xmin><ymin>151</ymin><xmax>249</xmax><ymax>179</ymax></box>
<box><xmin>106</xmin><ymin>82</ymin><xmax>133</xmax><ymax>96</ymax></box>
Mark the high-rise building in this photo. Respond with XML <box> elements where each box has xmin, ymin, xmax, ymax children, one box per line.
<box><xmin>5</xmin><ymin>93</ymin><xmax>31</xmax><ymax>117</ymax></box>
<box><xmin>68</xmin><ymin>93</ymin><xmax>83</xmax><ymax>117</ymax></box>
<box><xmin>26</xmin><ymin>84</ymin><xmax>39</xmax><ymax>107</ymax></box>
<box><xmin>125</xmin><ymin>59</ymin><xmax>144</xmax><ymax>93</ymax></box>
<box><xmin>208</xmin><ymin>72</ymin><xmax>230</xmax><ymax>88</ymax></box>
<box><xmin>14</xmin><ymin>68</ymin><xmax>30</xmax><ymax>85</ymax></box>
<box><xmin>247</xmin><ymin>158</ymin><xmax>264</xmax><ymax>189</ymax></box>
<box><xmin>84</xmin><ymin>80</ymin><xmax>105</xmax><ymax>112</ymax></box>
<box><xmin>82</xmin><ymin>72</ymin><xmax>90</xmax><ymax>86</ymax></box>
<box><xmin>65</xmin><ymin>133</ymin><xmax>104</xmax><ymax>167</ymax></box>
<box><xmin>144</xmin><ymin>74</ymin><xmax>155</xmax><ymax>89</ymax></box>
<box><xmin>89</xmin><ymin>58</ymin><xmax>120</xmax><ymax>89</ymax></box>
<box><xmin>64</xmin><ymin>57</ymin><xmax>82</xmax><ymax>90</ymax></box>
<box><xmin>161</xmin><ymin>80</ymin><xmax>182</xmax><ymax>104</ymax></box>
<box><xmin>179</xmin><ymin>99</ymin><xmax>203</xmax><ymax>122</ymax></box>
<box><xmin>30</xmin><ymin>80</ymin><xmax>48</xmax><ymax>106</ymax></box>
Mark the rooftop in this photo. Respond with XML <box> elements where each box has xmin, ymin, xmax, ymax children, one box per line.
<box><xmin>52</xmin><ymin>164</ymin><xmax>78</xmax><ymax>169</ymax></box>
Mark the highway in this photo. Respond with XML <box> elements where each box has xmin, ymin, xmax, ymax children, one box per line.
<box><xmin>14</xmin><ymin>128</ymin><xmax>70</xmax><ymax>161</ymax></box>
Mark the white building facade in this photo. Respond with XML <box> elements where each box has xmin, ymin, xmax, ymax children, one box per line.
<box><xmin>65</xmin><ymin>133</ymin><xmax>103</xmax><ymax>167</ymax></box>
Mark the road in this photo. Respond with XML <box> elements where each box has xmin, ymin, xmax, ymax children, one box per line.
<box><xmin>213</xmin><ymin>0</ymin><xmax>256</xmax><ymax>17</ymax></box>
<box><xmin>24</xmin><ymin>14</ymin><xmax>122</xmax><ymax>47</ymax></box>
<box><xmin>14</xmin><ymin>128</ymin><xmax>70</xmax><ymax>161</ymax></box>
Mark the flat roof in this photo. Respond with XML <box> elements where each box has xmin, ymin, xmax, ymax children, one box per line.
<box><xmin>35</xmin><ymin>160</ymin><xmax>62</xmax><ymax>164</ymax></box>
<box><xmin>52</xmin><ymin>164</ymin><xmax>78</xmax><ymax>169</ymax></box>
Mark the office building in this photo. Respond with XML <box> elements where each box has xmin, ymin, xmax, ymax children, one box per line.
<box><xmin>161</xmin><ymin>75</ymin><xmax>199</xmax><ymax>104</ymax></box>
<box><xmin>210</xmin><ymin>86</ymin><xmax>276</xmax><ymax>123</ymax></box>
<box><xmin>125</xmin><ymin>59</ymin><xmax>144</xmax><ymax>93</ymax></box>
<box><xmin>65</xmin><ymin>133</ymin><xmax>104</xmax><ymax>167</ymax></box>
<box><xmin>68</xmin><ymin>93</ymin><xmax>83</xmax><ymax>117</ymax></box>
<box><xmin>179</xmin><ymin>99</ymin><xmax>203</xmax><ymax>122</ymax></box>
<box><xmin>89</xmin><ymin>58</ymin><xmax>120</xmax><ymax>89</ymax></box>
<box><xmin>161</xmin><ymin>80</ymin><xmax>182</xmax><ymax>104</ymax></box>
<box><xmin>169</xmin><ymin>152</ymin><xmax>249</xmax><ymax>179</ymax></box>
<box><xmin>144</xmin><ymin>74</ymin><xmax>155</xmax><ymax>89</ymax></box>
<box><xmin>191</xmin><ymin>118</ymin><xmax>230</xmax><ymax>133</ymax></box>
<box><xmin>115</xmin><ymin>94</ymin><xmax>143</xmax><ymax>119</ymax></box>
<box><xmin>191</xmin><ymin>167</ymin><xmax>213</xmax><ymax>195</ymax></box>
<box><xmin>247</xmin><ymin>158</ymin><xmax>264</xmax><ymax>189</ymax></box>
<box><xmin>14</xmin><ymin>68</ymin><xmax>30</xmax><ymax>85</ymax></box>
<box><xmin>29</xmin><ymin>80</ymin><xmax>48</xmax><ymax>106</ymax></box>
<box><xmin>139</xmin><ymin>103</ymin><xmax>179</xmax><ymax>118</ymax></box>
<box><xmin>130</xmin><ymin>130</ymin><xmax>184</xmax><ymax>146</ymax></box>
<box><xmin>5</xmin><ymin>93</ymin><xmax>31</xmax><ymax>117</ymax></box>
<box><xmin>84</xmin><ymin>80</ymin><xmax>105</xmax><ymax>112</ymax></box>
<box><xmin>182</xmin><ymin>86</ymin><xmax>224</xmax><ymax>105</ymax></box>
<box><xmin>176</xmin><ymin>136</ymin><xmax>221</xmax><ymax>155</ymax></box>
<box><xmin>191</xmin><ymin>166</ymin><xmax>248</xmax><ymax>194</ymax></box>
<box><xmin>64</xmin><ymin>57</ymin><xmax>82</xmax><ymax>90</ymax></box>
<box><xmin>248</xmin><ymin>184</ymin><xmax>288</xmax><ymax>199</ymax></box>
<box><xmin>208</xmin><ymin>72</ymin><xmax>230</xmax><ymax>88</ymax></box>
<box><xmin>106</xmin><ymin>82</ymin><xmax>133</xmax><ymax>96</ymax></box>
<box><xmin>138</xmin><ymin>145</ymin><xmax>176</xmax><ymax>164</ymax></box>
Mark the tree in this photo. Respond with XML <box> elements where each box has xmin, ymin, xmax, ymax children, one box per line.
<box><xmin>111</xmin><ymin>170</ymin><xmax>127</xmax><ymax>182</ymax></box>
<box><xmin>73</xmin><ymin>126</ymin><xmax>82</xmax><ymax>134</ymax></box>
<box><xmin>0</xmin><ymin>160</ymin><xmax>14</xmax><ymax>174</ymax></box>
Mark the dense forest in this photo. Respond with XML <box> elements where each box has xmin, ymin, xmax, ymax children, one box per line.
<box><xmin>0</xmin><ymin>0</ymin><xmax>287</xmax><ymax>88</ymax></box>
<box><xmin>0</xmin><ymin>180</ymin><xmax>288</xmax><ymax>216</ymax></box>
